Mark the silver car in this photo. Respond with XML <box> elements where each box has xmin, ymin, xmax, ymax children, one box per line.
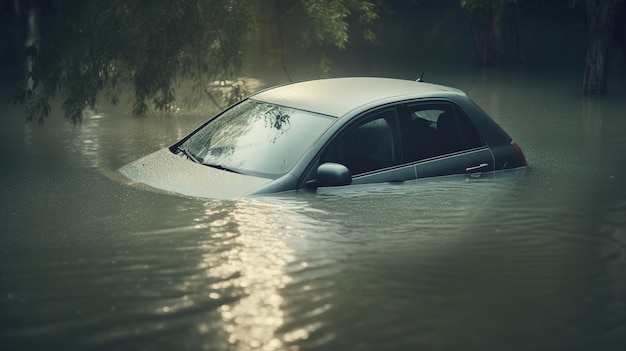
<box><xmin>120</xmin><ymin>77</ymin><xmax>528</xmax><ymax>198</ymax></box>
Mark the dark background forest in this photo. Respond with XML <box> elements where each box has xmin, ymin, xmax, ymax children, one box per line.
<box><xmin>1</xmin><ymin>0</ymin><xmax>625</xmax><ymax>123</ymax></box>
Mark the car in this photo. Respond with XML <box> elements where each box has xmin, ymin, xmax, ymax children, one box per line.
<box><xmin>120</xmin><ymin>77</ymin><xmax>528</xmax><ymax>199</ymax></box>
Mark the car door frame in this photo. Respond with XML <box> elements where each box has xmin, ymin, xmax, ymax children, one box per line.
<box><xmin>396</xmin><ymin>99</ymin><xmax>495</xmax><ymax>179</ymax></box>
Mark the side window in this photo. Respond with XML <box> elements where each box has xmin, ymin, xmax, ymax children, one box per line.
<box><xmin>403</xmin><ymin>103</ymin><xmax>484</xmax><ymax>162</ymax></box>
<box><xmin>321</xmin><ymin>113</ymin><xmax>396</xmax><ymax>175</ymax></box>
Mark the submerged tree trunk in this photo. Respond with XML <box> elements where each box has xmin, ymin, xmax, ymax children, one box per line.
<box><xmin>583</xmin><ymin>0</ymin><xmax>618</xmax><ymax>94</ymax></box>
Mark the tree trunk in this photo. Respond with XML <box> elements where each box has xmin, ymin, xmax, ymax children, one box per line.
<box><xmin>583</xmin><ymin>0</ymin><xmax>618</xmax><ymax>94</ymax></box>
<box><xmin>468</xmin><ymin>1</ymin><xmax>518</xmax><ymax>66</ymax></box>
<box><xmin>509</xmin><ymin>4</ymin><xmax>522</xmax><ymax>65</ymax></box>
<box><xmin>469</xmin><ymin>16</ymin><xmax>488</xmax><ymax>65</ymax></box>
<box><xmin>488</xmin><ymin>2</ymin><xmax>503</xmax><ymax>66</ymax></box>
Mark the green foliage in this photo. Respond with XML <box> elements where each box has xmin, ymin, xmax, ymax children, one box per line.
<box><xmin>11</xmin><ymin>0</ymin><xmax>254</xmax><ymax>123</ymax></box>
<box><xmin>286</xmin><ymin>0</ymin><xmax>378</xmax><ymax>49</ymax></box>
<box><xmin>460</xmin><ymin>0</ymin><xmax>516</xmax><ymax>12</ymax></box>
<box><xmin>8</xmin><ymin>0</ymin><xmax>379</xmax><ymax>123</ymax></box>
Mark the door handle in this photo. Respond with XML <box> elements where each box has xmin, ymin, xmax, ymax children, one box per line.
<box><xmin>465</xmin><ymin>163</ymin><xmax>489</xmax><ymax>172</ymax></box>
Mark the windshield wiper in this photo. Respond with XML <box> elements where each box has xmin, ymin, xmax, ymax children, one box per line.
<box><xmin>203</xmin><ymin>163</ymin><xmax>240</xmax><ymax>174</ymax></box>
<box><xmin>177</xmin><ymin>146</ymin><xmax>239</xmax><ymax>173</ymax></box>
<box><xmin>176</xmin><ymin>146</ymin><xmax>200</xmax><ymax>164</ymax></box>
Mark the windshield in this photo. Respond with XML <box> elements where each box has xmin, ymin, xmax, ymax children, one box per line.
<box><xmin>179</xmin><ymin>99</ymin><xmax>334</xmax><ymax>178</ymax></box>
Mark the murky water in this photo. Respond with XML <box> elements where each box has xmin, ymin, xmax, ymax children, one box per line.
<box><xmin>1</xmin><ymin>68</ymin><xmax>626</xmax><ymax>351</ymax></box>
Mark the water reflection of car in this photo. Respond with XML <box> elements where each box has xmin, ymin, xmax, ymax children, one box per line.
<box><xmin>120</xmin><ymin>77</ymin><xmax>528</xmax><ymax>199</ymax></box>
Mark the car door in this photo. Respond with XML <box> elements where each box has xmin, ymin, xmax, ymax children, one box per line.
<box><xmin>319</xmin><ymin>107</ymin><xmax>417</xmax><ymax>185</ymax></box>
<box><xmin>399</xmin><ymin>101</ymin><xmax>494</xmax><ymax>179</ymax></box>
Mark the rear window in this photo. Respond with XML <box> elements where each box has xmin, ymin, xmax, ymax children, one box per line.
<box><xmin>403</xmin><ymin>103</ymin><xmax>485</xmax><ymax>161</ymax></box>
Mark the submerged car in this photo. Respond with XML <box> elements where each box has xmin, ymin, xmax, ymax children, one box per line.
<box><xmin>120</xmin><ymin>77</ymin><xmax>527</xmax><ymax>198</ymax></box>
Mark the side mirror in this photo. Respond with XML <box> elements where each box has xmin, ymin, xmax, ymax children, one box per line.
<box><xmin>316</xmin><ymin>162</ymin><xmax>352</xmax><ymax>187</ymax></box>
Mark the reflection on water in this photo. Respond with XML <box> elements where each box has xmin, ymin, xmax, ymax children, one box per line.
<box><xmin>1</xmin><ymin>69</ymin><xmax>626</xmax><ymax>350</ymax></box>
<box><xmin>197</xmin><ymin>200</ymin><xmax>297</xmax><ymax>350</ymax></box>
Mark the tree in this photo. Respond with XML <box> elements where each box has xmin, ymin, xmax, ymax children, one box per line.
<box><xmin>259</xmin><ymin>0</ymin><xmax>377</xmax><ymax>80</ymax></box>
<box><xmin>581</xmin><ymin>0</ymin><xmax>624</xmax><ymax>94</ymax></box>
<box><xmin>460</xmin><ymin>0</ymin><xmax>521</xmax><ymax>66</ymax></box>
<box><xmin>4</xmin><ymin>0</ymin><xmax>377</xmax><ymax>123</ymax></box>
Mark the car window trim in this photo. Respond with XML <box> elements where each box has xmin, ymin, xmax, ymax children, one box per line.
<box><xmin>411</xmin><ymin>146</ymin><xmax>490</xmax><ymax>165</ymax></box>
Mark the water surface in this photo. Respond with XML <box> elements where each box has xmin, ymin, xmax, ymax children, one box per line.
<box><xmin>1</xmin><ymin>69</ymin><xmax>625</xmax><ymax>350</ymax></box>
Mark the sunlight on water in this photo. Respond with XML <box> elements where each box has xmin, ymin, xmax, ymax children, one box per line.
<box><xmin>175</xmin><ymin>198</ymin><xmax>335</xmax><ymax>351</ymax></box>
<box><xmin>202</xmin><ymin>200</ymin><xmax>294</xmax><ymax>350</ymax></box>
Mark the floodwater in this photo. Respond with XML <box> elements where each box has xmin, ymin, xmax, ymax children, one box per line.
<box><xmin>1</xmin><ymin>68</ymin><xmax>625</xmax><ymax>351</ymax></box>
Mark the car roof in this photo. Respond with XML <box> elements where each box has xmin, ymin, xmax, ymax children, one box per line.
<box><xmin>250</xmin><ymin>77</ymin><xmax>465</xmax><ymax>117</ymax></box>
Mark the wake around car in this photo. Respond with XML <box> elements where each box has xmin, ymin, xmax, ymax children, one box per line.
<box><xmin>120</xmin><ymin>77</ymin><xmax>528</xmax><ymax>199</ymax></box>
